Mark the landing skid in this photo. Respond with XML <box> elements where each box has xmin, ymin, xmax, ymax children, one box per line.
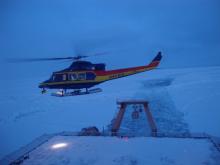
<box><xmin>51</xmin><ymin>88</ymin><xmax>102</xmax><ymax>97</ymax></box>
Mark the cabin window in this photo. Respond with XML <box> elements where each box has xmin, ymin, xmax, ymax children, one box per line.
<box><xmin>86</xmin><ymin>72</ymin><xmax>96</xmax><ymax>80</ymax></box>
<box><xmin>63</xmin><ymin>74</ymin><xmax>67</xmax><ymax>81</ymax></box>
<box><xmin>69</xmin><ymin>74</ymin><xmax>77</xmax><ymax>80</ymax></box>
<box><xmin>78</xmin><ymin>73</ymin><xmax>86</xmax><ymax>80</ymax></box>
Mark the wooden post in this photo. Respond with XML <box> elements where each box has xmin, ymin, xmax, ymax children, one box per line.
<box><xmin>111</xmin><ymin>103</ymin><xmax>127</xmax><ymax>136</ymax></box>
<box><xmin>143</xmin><ymin>103</ymin><xmax>157</xmax><ymax>137</ymax></box>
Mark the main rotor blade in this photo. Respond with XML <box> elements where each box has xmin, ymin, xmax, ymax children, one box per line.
<box><xmin>73</xmin><ymin>55</ymin><xmax>88</xmax><ymax>60</ymax></box>
<box><xmin>7</xmin><ymin>57</ymin><xmax>75</xmax><ymax>63</ymax></box>
<box><xmin>6</xmin><ymin>51</ymin><xmax>108</xmax><ymax>63</ymax></box>
<box><xmin>90</xmin><ymin>51</ymin><xmax>109</xmax><ymax>57</ymax></box>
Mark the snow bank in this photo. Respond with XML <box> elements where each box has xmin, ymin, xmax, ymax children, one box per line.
<box><xmin>168</xmin><ymin>67</ymin><xmax>220</xmax><ymax>136</ymax></box>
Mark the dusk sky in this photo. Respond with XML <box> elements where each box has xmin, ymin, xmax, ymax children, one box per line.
<box><xmin>1</xmin><ymin>0</ymin><xmax>220</xmax><ymax>79</ymax></box>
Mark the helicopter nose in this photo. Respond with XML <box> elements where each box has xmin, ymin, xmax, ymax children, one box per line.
<box><xmin>38</xmin><ymin>83</ymin><xmax>45</xmax><ymax>88</ymax></box>
<box><xmin>39</xmin><ymin>80</ymin><xmax>49</xmax><ymax>88</ymax></box>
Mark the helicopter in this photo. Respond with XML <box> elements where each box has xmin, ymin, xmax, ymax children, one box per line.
<box><xmin>13</xmin><ymin>51</ymin><xmax>162</xmax><ymax>96</ymax></box>
<box><xmin>37</xmin><ymin>51</ymin><xmax>163</xmax><ymax>96</ymax></box>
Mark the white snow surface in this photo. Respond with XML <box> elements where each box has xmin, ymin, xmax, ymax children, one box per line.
<box><xmin>1</xmin><ymin>66</ymin><xmax>220</xmax><ymax>160</ymax></box>
<box><xmin>22</xmin><ymin>136</ymin><xmax>219</xmax><ymax>165</ymax></box>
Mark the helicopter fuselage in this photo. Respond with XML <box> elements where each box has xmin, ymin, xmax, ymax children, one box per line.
<box><xmin>39</xmin><ymin>52</ymin><xmax>162</xmax><ymax>91</ymax></box>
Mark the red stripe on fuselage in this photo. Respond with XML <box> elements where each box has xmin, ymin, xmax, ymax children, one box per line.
<box><xmin>147</xmin><ymin>61</ymin><xmax>160</xmax><ymax>68</ymax></box>
<box><xmin>95</xmin><ymin>60</ymin><xmax>160</xmax><ymax>76</ymax></box>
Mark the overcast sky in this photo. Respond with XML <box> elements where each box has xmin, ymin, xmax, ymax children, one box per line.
<box><xmin>1</xmin><ymin>0</ymin><xmax>220</xmax><ymax>79</ymax></box>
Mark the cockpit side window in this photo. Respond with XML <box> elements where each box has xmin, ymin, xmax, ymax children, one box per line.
<box><xmin>52</xmin><ymin>75</ymin><xmax>55</xmax><ymax>81</ymax></box>
<box><xmin>52</xmin><ymin>74</ymin><xmax>63</xmax><ymax>82</ymax></box>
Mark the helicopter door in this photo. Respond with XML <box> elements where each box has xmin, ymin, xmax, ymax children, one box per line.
<box><xmin>69</xmin><ymin>73</ymin><xmax>77</xmax><ymax>81</ymax></box>
<box><xmin>86</xmin><ymin>72</ymin><xmax>96</xmax><ymax>80</ymax></box>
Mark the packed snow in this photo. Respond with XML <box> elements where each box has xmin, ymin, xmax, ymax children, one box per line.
<box><xmin>1</xmin><ymin>66</ymin><xmax>220</xmax><ymax>161</ymax></box>
<box><xmin>22</xmin><ymin>136</ymin><xmax>220</xmax><ymax>165</ymax></box>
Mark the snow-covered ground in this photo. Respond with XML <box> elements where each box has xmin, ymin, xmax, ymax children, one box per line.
<box><xmin>1</xmin><ymin>66</ymin><xmax>220</xmax><ymax>161</ymax></box>
<box><xmin>22</xmin><ymin>136</ymin><xmax>220</xmax><ymax>165</ymax></box>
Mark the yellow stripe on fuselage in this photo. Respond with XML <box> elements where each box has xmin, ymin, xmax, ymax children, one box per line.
<box><xmin>105</xmin><ymin>66</ymin><xmax>154</xmax><ymax>81</ymax></box>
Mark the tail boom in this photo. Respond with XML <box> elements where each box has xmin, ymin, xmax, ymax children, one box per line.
<box><xmin>95</xmin><ymin>52</ymin><xmax>162</xmax><ymax>81</ymax></box>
